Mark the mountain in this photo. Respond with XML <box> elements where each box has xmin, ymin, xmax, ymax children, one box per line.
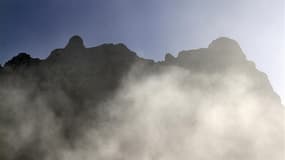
<box><xmin>0</xmin><ymin>36</ymin><xmax>283</xmax><ymax>160</ymax></box>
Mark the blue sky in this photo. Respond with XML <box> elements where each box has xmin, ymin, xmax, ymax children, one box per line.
<box><xmin>0</xmin><ymin>0</ymin><xmax>284</xmax><ymax>102</ymax></box>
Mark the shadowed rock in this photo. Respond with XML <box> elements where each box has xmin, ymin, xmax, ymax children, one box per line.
<box><xmin>4</xmin><ymin>53</ymin><xmax>40</xmax><ymax>70</ymax></box>
<box><xmin>0</xmin><ymin>36</ymin><xmax>283</xmax><ymax>160</ymax></box>
<box><xmin>164</xmin><ymin>53</ymin><xmax>175</xmax><ymax>63</ymax></box>
<box><xmin>65</xmin><ymin>35</ymin><xmax>85</xmax><ymax>49</ymax></box>
<box><xmin>208</xmin><ymin>37</ymin><xmax>242</xmax><ymax>51</ymax></box>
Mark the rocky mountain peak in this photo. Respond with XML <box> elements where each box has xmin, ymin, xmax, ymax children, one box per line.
<box><xmin>0</xmin><ymin>36</ymin><xmax>283</xmax><ymax>160</ymax></box>
<box><xmin>208</xmin><ymin>37</ymin><xmax>242</xmax><ymax>52</ymax></box>
<box><xmin>65</xmin><ymin>35</ymin><xmax>85</xmax><ymax>49</ymax></box>
<box><xmin>4</xmin><ymin>52</ymin><xmax>40</xmax><ymax>69</ymax></box>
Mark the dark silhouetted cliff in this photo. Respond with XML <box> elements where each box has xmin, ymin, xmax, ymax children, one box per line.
<box><xmin>0</xmin><ymin>36</ymin><xmax>283</xmax><ymax>160</ymax></box>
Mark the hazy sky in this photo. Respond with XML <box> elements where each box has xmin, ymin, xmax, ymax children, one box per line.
<box><xmin>0</xmin><ymin>0</ymin><xmax>284</xmax><ymax>103</ymax></box>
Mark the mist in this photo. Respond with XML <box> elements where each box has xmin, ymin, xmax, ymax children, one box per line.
<box><xmin>60</xmin><ymin>65</ymin><xmax>285</xmax><ymax>160</ymax></box>
<box><xmin>0</xmin><ymin>36</ymin><xmax>284</xmax><ymax>160</ymax></box>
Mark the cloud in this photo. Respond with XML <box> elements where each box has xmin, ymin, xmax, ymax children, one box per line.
<box><xmin>59</xmin><ymin>65</ymin><xmax>285</xmax><ymax>160</ymax></box>
<box><xmin>0</xmin><ymin>37</ymin><xmax>283</xmax><ymax>160</ymax></box>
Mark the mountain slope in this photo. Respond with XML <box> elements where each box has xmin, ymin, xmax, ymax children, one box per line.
<box><xmin>0</xmin><ymin>36</ymin><xmax>283</xmax><ymax>160</ymax></box>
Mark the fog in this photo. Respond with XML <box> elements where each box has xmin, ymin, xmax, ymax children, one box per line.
<box><xmin>0</xmin><ymin>37</ymin><xmax>284</xmax><ymax>160</ymax></box>
<box><xmin>59</xmin><ymin>66</ymin><xmax>284</xmax><ymax>160</ymax></box>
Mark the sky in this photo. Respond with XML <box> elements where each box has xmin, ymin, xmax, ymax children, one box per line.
<box><xmin>0</xmin><ymin>0</ymin><xmax>284</xmax><ymax>103</ymax></box>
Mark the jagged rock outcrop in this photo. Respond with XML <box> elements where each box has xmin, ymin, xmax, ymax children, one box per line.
<box><xmin>65</xmin><ymin>35</ymin><xmax>85</xmax><ymax>49</ymax></box>
<box><xmin>0</xmin><ymin>35</ymin><xmax>283</xmax><ymax>160</ymax></box>
<box><xmin>1</xmin><ymin>35</ymin><xmax>282</xmax><ymax>121</ymax></box>
<box><xmin>164</xmin><ymin>53</ymin><xmax>175</xmax><ymax>63</ymax></box>
<box><xmin>4</xmin><ymin>53</ymin><xmax>40</xmax><ymax>70</ymax></box>
<box><xmin>171</xmin><ymin>38</ymin><xmax>246</xmax><ymax>73</ymax></box>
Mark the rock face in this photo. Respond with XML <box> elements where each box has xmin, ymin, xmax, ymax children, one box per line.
<box><xmin>65</xmin><ymin>35</ymin><xmax>85</xmax><ymax>49</ymax></box>
<box><xmin>164</xmin><ymin>53</ymin><xmax>175</xmax><ymax>63</ymax></box>
<box><xmin>0</xmin><ymin>36</ymin><xmax>283</xmax><ymax>160</ymax></box>
<box><xmin>4</xmin><ymin>53</ymin><xmax>40</xmax><ymax>70</ymax></box>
